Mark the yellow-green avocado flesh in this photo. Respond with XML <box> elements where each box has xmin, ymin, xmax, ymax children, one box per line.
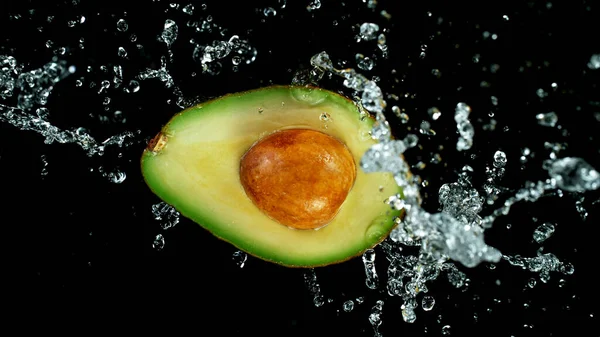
<box><xmin>141</xmin><ymin>85</ymin><xmax>403</xmax><ymax>267</ymax></box>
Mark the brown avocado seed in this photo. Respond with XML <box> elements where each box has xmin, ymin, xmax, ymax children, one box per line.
<box><xmin>239</xmin><ymin>129</ymin><xmax>357</xmax><ymax>230</ymax></box>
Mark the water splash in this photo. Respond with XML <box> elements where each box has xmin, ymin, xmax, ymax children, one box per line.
<box><xmin>152</xmin><ymin>202</ymin><xmax>181</xmax><ymax>230</ymax></box>
<box><xmin>304</xmin><ymin>269</ymin><xmax>325</xmax><ymax>307</ymax></box>
<box><xmin>307</xmin><ymin>49</ymin><xmax>595</xmax><ymax>325</ymax></box>
<box><xmin>546</xmin><ymin>157</ymin><xmax>600</xmax><ymax>193</ymax></box>
<box><xmin>0</xmin><ymin>103</ymin><xmax>140</xmax><ymax>156</ymax></box>
<box><xmin>504</xmin><ymin>253</ymin><xmax>574</xmax><ymax>284</ymax></box>
<box><xmin>0</xmin><ymin>55</ymin><xmax>143</xmax><ymax>174</ymax></box>
<box><xmin>369</xmin><ymin>300</ymin><xmax>384</xmax><ymax>337</ymax></box>
<box><xmin>138</xmin><ymin>56</ymin><xmax>175</xmax><ymax>88</ymax></box>
<box><xmin>192</xmin><ymin>35</ymin><xmax>257</xmax><ymax>75</ymax></box>
<box><xmin>0</xmin><ymin>56</ymin><xmax>73</xmax><ymax>110</ymax></box>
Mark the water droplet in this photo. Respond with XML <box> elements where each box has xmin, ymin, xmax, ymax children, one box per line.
<box><xmin>455</xmin><ymin>103</ymin><xmax>474</xmax><ymax>151</ymax></box>
<box><xmin>161</xmin><ymin>19</ymin><xmax>179</xmax><ymax>48</ymax></box>
<box><xmin>306</xmin><ymin>0</ymin><xmax>321</xmax><ymax>12</ymax></box>
<box><xmin>263</xmin><ymin>7</ymin><xmax>277</xmax><ymax>17</ymax></box>
<box><xmin>377</xmin><ymin>34</ymin><xmax>387</xmax><ymax>51</ymax></box>
<box><xmin>560</xmin><ymin>262</ymin><xmax>574</xmax><ymax>275</ymax></box>
<box><xmin>419</xmin><ymin>120</ymin><xmax>436</xmax><ymax>136</ymax></box>
<box><xmin>588</xmin><ymin>54</ymin><xmax>600</xmax><ymax>70</ymax></box>
<box><xmin>116</xmin><ymin>19</ymin><xmax>128</xmax><ymax>32</ymax></box>
<box><xmin>40</xmin><ymin>154</ymin><xmax>49</xmax><ymax>177</ymax></box>
<box><xmin>107</xmin><ymin>171</ymin><xmax>126</xmax><ymax>184</ymax></box>
<box><xmin>536</xmin><ymin>112</ymin><xmax>558</xmax><ymax>127</ymax></box>
<box><xmin>153</xmin><ymin>234</ymin><xmax>165</xmax><ymax>250</ymax></box>
<box><xmin>343</xmin><ymin>300</ymin><xmax>355</xmax><ymax>312</ymax></box>
<box><xmin>362</xmin><ymin>249</ymin><xmax>379</xmax><ymax>289</ymax></box>
<box><xmin>402</xmin><ymin>301</ymin><xmax>417</xmax><ymax>323</ymax></box>
<box><xmin>428</xmin><ymin>107</ymin><xmax>442</xmax><ymax>120</ymax></box>
<box><xmin>369</xmin><ymin>300</ymin><xmax>384</xmax><ymax>333</ymax></box>
<box><xmin>359</xmin><ymin>22</ymin><xmax>380</xmax><ymax>41</ymax></box>
<box><xmin>356</xmin><ymin>53</ymin><xmax>375</xmax><ymax>71</ymax></box>
<box><xmin>182</xmin><ymin>4</ymin><xmax>194</xmax><ymax>15</ymax></box>
<box><xmin>493</xmin><ymin>151</ymin><xmax>507</xmax><ymax>168</ymax></box>
<box><xmin>304</xmin><ymin>269</ymin><xmax>324</xmax><ymax>307</ymax></box>
<box><xmin>533</xmin><ymin>222</ymin><xmax>555</xmax><ymax>244</ymax></box>
<box><xmin>422</xmin><ymin>295</ymin><xmax>435</xmax><ymax>311</ymax></box>
<box><xmin>117</xmin><ymin>46</ymin><xmax>128</xmax><ymax>58</ymax></box>
<box><xmin>232</xmin><ymin>250</ymin><xmax>247</xmax><ymax>268</ymax></box>
<box><xmin>441</xmin><ymin>325</ymin><xmax>451</xmax><ymax>335</ymax></box>
<box><xmin>125</xmin><ymin>80</ymin><xmax>140</xmax><ymax>93</ymax></box>
<box><xmin>404</xmin><ymin>134</ymin><xmax>418</xmax><ymax>148</ymax></box>
<box><xmin>491</xmin><ymin>96</ymin><xmax>498</xmax><ymax>106</ymax></box>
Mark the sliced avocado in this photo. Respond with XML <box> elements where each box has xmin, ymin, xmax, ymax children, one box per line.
<box><xmin>141</xmin><ymin>85</ymin><xmax>403</xmax><ymax>267</ymax></box>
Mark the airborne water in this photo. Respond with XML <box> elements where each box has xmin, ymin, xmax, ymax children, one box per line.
<box><xmin>2</xmin><ymin>0</ymin><xmax>599</xmax><ymax>335</ymax></box>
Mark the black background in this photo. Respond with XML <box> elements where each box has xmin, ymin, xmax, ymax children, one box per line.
<box><xmin>2</xmin><ymin>0</ymin><xmax>599</xmax><ymax>335</ymax></box>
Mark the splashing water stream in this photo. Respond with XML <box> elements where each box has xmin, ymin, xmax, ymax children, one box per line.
<box><xmin>308</xmin><ymin>48</ymin><xmax>598</xmax><ymax>327</ymax></box>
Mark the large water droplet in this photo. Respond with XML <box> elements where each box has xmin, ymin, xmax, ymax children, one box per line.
<box><xmin>536</xmin><ymin>112</ymin><xmax>558</xmax><ymax>127</ymax></box>
<box><xmin>161</xmin><ymin>19</ymin><xmax>178</xmax><ymax>48</ymax></box>
<box><xmin>343</xmin><ymin>300</ymin><xmax>355</xmax><ymax>312</ymax></box>
<box><xmin>360</xmin><ymin>22</ymin><xmax>380</xmax><ymax>41</ymax></box>
<box><xmin>116</xmin><ymin>19</ymin><xmax>128</xmax><ymax>32</ymax></box>
<box><xmin>422</xmin><ymin>295</ymin><xmax>435</xmax><ymax>311</ymax></box>
<box><xmin>232</xmin><ymin>250</ymin><xmax>247</xmax><ymax>268</ymax></box>
<box><xmin>152</xmin><ymin>234</ymin><xmax>165</xmax><ymax>250</ymax></box>
<box><xmin>493</xmin><ymin>151</ymin><xmax>507</xmax><ymax>168</ymax></box>
<box><xmin>533</xmin><ymin>222</ymin><xmax>555</xmax><ymax>244</ymax></box>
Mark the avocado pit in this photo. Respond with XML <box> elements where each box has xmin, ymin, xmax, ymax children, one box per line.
<box><xmin>239</xmin><ymin>129</ymin><xmax>357</xmax><ymax>230</ymax></box>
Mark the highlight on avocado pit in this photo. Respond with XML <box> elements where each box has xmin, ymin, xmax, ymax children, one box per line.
<box><xmin>140</xmin><ymin>85</ymin><xmax>406</xmax><ymax>267</ymax></box>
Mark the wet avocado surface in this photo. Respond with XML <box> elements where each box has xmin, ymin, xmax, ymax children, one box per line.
<box><xmin>141</xmin><ymin>85</ymin><xmax>402</xmax><ymax>267</ymax></box>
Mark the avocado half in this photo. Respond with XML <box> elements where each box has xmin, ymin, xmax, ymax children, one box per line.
<box><xmin>141</xmin><ymin>85</ymin><xmax>403</xmax><ymax>267</ymax></box>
